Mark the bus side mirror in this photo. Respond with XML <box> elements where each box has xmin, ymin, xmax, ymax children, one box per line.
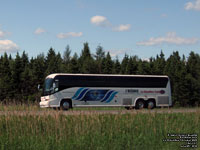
<box><xmin>38</xmin><ymin>84</ymin><xmax>42</xmax><ymax>91</ymax></box>
<box><xmin>55</xmin><ymin>80</ymin><xmax>59</xmax><ymax>88</ymax></box>
<box><xmin>53</xmin><ymin>80</ymin><xmax>59</xmax><ymax>92</ymax></box>
<box><xmin>38</xmin><ymin>84</ymin><xmax>40</xmax><ymax>90</ymax></box>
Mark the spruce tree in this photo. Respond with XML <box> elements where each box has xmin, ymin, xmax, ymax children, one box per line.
<box><xmin>164</xmin><ymin>51</ymin><xmax>187</xmax><ymax>106</ymax></box>
<box><xmin>10</xmin><ymin>52</ymin><xmax>23</xmax><ymax>100</ymax></box>
<box><xmin>137</xmin><ymin>59</ymin><xmax>151</xmax><ymax>75</ymax></box>
<box><xmin>63</xmin><ymin>45</ymin><xmax>71</xmax><ymax>72</ymax></box>
<box><xmin>0</xmin><ymin>53</ymin><xmax>12</xmax><ymax>100</ymax></box>
<box><xmin>69</xmin><ymin>53</ymin><xmax>80</xmax><ymax>73</ymax></box>
<box><xmin>126</xmin><ymin>56</ymin><xmax>138</xmax><ymax>74</ymax></box>
<box><xmin>79</xmin><ymin>42</ymin><xmax>95</xmax><ymax>73</ymax></box>
<box><xmin>186</xmin><ymin>52</ymin><xmax>200</xmax><ymax>106</ymax></box>
<box><xmin>45</xmin><ymin>47</ymin><xmax>62</xmax><ymax>75</ymax></box>
<box><xmin>113</xmin><ymin>57</ymin><xmax>121</xmax><ymax>74</ymax></box>
<box><xmin>103</xmin><ymin>52</ymin><xmax>113</xmax><ymax>74</ymax></box>
<box><xmin>121</xmin><ymin>54</ymin><xmax>129</xmax><ymax>74</ymax></box>
<box><xmin>95</xmin><ymin>45</ymin><xmax>105</xmax><ymax>73</ymax></box>
<box><xmin>153</xmin><ymin>51</ymin><xmax>166</xmax><ymax>75</ymax></box>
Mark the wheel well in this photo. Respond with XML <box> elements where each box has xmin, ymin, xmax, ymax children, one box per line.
<box><xmin>147</xmin><ymin>98</ymin><xmax>156</xmax><ymax>106</ymax></box>
<box><xmin>135</xmin><ymin>98</ymin><xmax>145</xmax><ymax>105</ymax></box>
<box><xmin>136</xmin><ymin>98</ymin><xmax>145</xmax><ymax>102</ymax></box>
<box><xmin>135</xmin><ymin>98</ymin><xmax>146</xmax><ymax>106</ymax></box>
<box><xmin>60</xmin><ymin>99</ymin><xmax>72</xmax><ymax>108</ymax></box>
<box><xmin>134</xmin><ymin>98</ymin><xmax>156</xmax><ymax>109</ymax></box>
<box><xmin>135</xmin><ymin>98</ymin><xmax>146</xmax><ymax>109</ymax></box>
<box><xmin>147</xmin><ymin>98</ymin><xmax>156</xmax><ymax>104</ymax></box>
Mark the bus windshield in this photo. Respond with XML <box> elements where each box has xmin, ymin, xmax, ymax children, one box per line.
<box><xmin>43</xmin><ymin>78</ymin><xmax>54</xmax><ymax>96</ymax></box>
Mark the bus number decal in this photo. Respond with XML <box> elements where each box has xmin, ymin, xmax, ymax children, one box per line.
<box><xmin>125</xmin><ymin>89</ymin><xmax>139</xmax><ymax>93</ymax></box>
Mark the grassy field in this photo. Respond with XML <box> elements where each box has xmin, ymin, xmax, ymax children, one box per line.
<box><xmin>0</xmin><ymin>103</ymin><xmax>125</xmax><ymax>111</ymax></box>
<box><xmin>0</xmin><ymin>105</ymin><xmax>199</xmax><ymax>150</ymax></box>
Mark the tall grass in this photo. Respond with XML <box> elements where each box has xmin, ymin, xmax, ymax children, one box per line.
<box><xmin>0</xmin><ymin>102</ymin><xmax>41</xmax><ymax>111</ymax></box>
<box><xmin>0</xmin><ymin>110</ymin><xmax>199</xmax><ymax>150</ymax></box>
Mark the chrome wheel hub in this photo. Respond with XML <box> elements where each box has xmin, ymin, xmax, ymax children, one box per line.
<box><xmin>63</xmin><ymin>102</ymin><xmax>70</xmax><ymax>109</ymax></box>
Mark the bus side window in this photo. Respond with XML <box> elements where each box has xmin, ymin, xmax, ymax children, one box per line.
<box><xmin>54</xmin><ymin>80</ymin><xmax>59</xmax><ymax>92</ymax></box>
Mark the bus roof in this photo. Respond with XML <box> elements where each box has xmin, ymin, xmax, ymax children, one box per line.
<box><xmin>46</xmin><ymin>73</ymin><xmax>169</xmax><ymax>79</ymax></box>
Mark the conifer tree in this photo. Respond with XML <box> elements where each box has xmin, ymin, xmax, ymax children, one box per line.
<box><xmin>103</xmin><ymin>52</ymin><xmax>113</xmax><ymax>74</ymax></box>
<box><xmin>186</xmin><ymin>52</ymin><xmax>200</xmax><ymax>106</ymax></box>
<box><xmin>164</xmin><ymin>51</ymin><xmax>186</xmax><ymax>106</ymax></box>
<box><xmin>113</xmin><ymin>57</ymin><xmax>121</xmax><ymax>74</ymax></box>
<box><xmin>69</xmin><ymin>53</ymin><xmax>80</xmax><ymax>73</ymax></box>
<box><xmin>63</xmin><ymin>45</ymin><xmax>71</xmax><ymax>72</ymax></box>
<box><xmin>31</xmin><ymin>54</ymin><xmax>46</xmax><ymax>86</ymax></box>
<box><xmin>45</xmin><ymin>47</ymin><xmax>62</xmax><ymax>75</ymax></box>
<box><xmin>0</xmin><ymin>53</ymin><xmax>12</xmax><ymax>100</ymax></box>
<box><xmin>121</xmin><ymin>54</ymin><xmax>129</xmax><ymax>74</ymax></box>
<box><xmin>137</xmin><ymin>59</ymin><xmax>151</xmax><ymax>75</ymax></box>
<box><xmin>10</xmin><ymin>52</ymin><xmax>23</xmax><ymax>99</ymax></box>
<box><xmin>126</xmin><ymin>56</ymin><xmax>138</xmax><ymax>74</ymax></box>
<box><xmin>154</xmin><ymin>51</ymin><xmax>166</xmax><ymax>75</ymax></box>
<box><xmin>79</xmin><ymin>42</ymin><xmax>95</xmax><ymax>73</ymax></box>
<box><xmin>95</xmin><ymin>45</ymin><xmax>105</xmax><ymax>73</ymax></box>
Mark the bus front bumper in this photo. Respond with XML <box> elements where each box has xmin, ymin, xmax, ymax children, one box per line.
<box><xmin>39</xmin><ymin>101</ymin><xmax>50</xmax><ymax>108</ymax></box>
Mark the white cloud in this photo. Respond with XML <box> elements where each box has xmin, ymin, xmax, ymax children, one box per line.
<box><xmin>90</xmin><ymin>16</ymin><xmax>111</xmax><ymax>27</ymax></box>
<box><xmin>57</xmin><ymin>32</ymin><xmax>83</xmax><ymax>39</ymax></box>
<box><xmin>112</xmin><ymin>24</ymin><xmax>131</xmax><ymax>32</ymax></box>
<box><xmin>0</xmin><ymin>30</ymin><xmax>6</xmax><ymax>38</ymax></box>
<box><xmin>90</xmin><ymin>15</ymin><xmax>131</xmax><ymax>32</ymax></box>
<box><xmin>0</xmin><ymin>28</ymin><xmax>10</xmax><ymax>38</ymax></box>
<box><xmin>185</xmin><ymin>0</ymin><xmax>200</xmax><ymax>11</ymax></box>
<box><xmin>0</xmin><ymin>40</ymin><xmax>19</xmax><ymax>53</ymax></box>
<box><xmin>137</xmin><ymin>32</ymin><xmax>199</xmax><ymax>46</ymax></box>
<box><xmin>142</xmin><ymin>58</ymin><xmax>150</xmax><ymax>62</ymax></box>
<box><xmin>106</xmin><ymin>49</ymin><xmax>130</xmax><ymax>57</ymax></box>
<box><xmin>34</xmin><ymin>28</ymin><xmax>46</xmax><ymax>34</ymax></box>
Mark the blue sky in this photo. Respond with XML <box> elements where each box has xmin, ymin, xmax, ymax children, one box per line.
<box><xmin>0</xmin><ymin>0</ymin><xmax>200</xmax><ymax>59</ymax></box>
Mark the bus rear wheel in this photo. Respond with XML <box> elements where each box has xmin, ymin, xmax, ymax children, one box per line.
<box><xmin>135</xmin><ymin>99</ymin><xmax>145</xmax><ymax>109</ymax></box>
<box><xmin>60</xmin><ymin>100</ymin><xmax>71</xmax><ymax>110</ymax></box>
<box><xmin>147</xmin><ymin>99</ymin><xmax>156</xmax><ymax>109</ymax></box>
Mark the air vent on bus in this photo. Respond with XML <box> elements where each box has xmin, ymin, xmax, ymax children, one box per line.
<box><xmin>157</xmin><ymin>96</ymin><xmax>169</xmax><ymax>105</ymax></box>
<box><xmin>123</xmin><ymin>98</ymin><xmax>132</xmax><ymax>105</ymax></box>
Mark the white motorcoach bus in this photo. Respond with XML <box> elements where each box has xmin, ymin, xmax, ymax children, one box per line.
<box><xmin>39</xmin><ymin>73</ymin><xmax>172</xmax><ymax>110</ymax></box>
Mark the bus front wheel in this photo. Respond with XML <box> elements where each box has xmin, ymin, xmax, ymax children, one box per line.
<box><xmin>60</xmin><ymin>100</ymin><xmax>71</xmax><ymax>110</ymax></box>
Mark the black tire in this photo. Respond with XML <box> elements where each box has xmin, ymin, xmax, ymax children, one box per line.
<box><xmin>53</xmin><ymin>107</ymin><xmax>60</xmax><ymax>111</ymax></box>
<box><xmin>147</xmin><ymin>100</ymin><xmax>156</xmax><ymax>109</ymax></box>
<box><xmin>125</xmin><ymin>106</ymin><xmax>132</xmax><ymax>110</ymax></box>
<box><xmin>60</xmin><ymin>100</ymin><xmax>71</xmax><ymax>111</ymax></box>
<box><xmin>135</xmin><ymin>99</ymin><xmax>145</xmax><ymax>109</ymax></box>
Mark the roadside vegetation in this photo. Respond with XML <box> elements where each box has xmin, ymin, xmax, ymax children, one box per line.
<box><xmin>0</xmin><ymin>108</ymin><xmax>199</xmax><ymax>150</ymax></box>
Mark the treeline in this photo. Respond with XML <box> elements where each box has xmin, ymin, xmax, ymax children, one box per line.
<box><xmin>0</xmin><ymin>42</ymin><xmax>200</xmax><ymax>106</ymax></box>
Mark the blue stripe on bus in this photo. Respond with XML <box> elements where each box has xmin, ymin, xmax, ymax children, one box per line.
<box><xmin>72</xmin><ymin>88</ymin><xmax>118</xmax><ymax>103</ymax></box>
<box><xmin>101</xmin><ymin>90</ymin><xmax>114</xmax><ymax>102</ymax></box>
<box><xmin>105</xmin><ymin>91</ymin><xmax>118</xmax><ymax>103</ymax></box>
<box><xmin>81</xmin><ymin>89</ymin><xmax>109</xmax><ymax>101</ymax></box>
<box><xmin>75</xmin><ymin>88</ymin><xmax>89</xmax><ymax>100</ymax></box>
<box><xmin>72</xmin><ymin>87</ymin><xmax>85</xmax><ymax>100</ymax></box>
